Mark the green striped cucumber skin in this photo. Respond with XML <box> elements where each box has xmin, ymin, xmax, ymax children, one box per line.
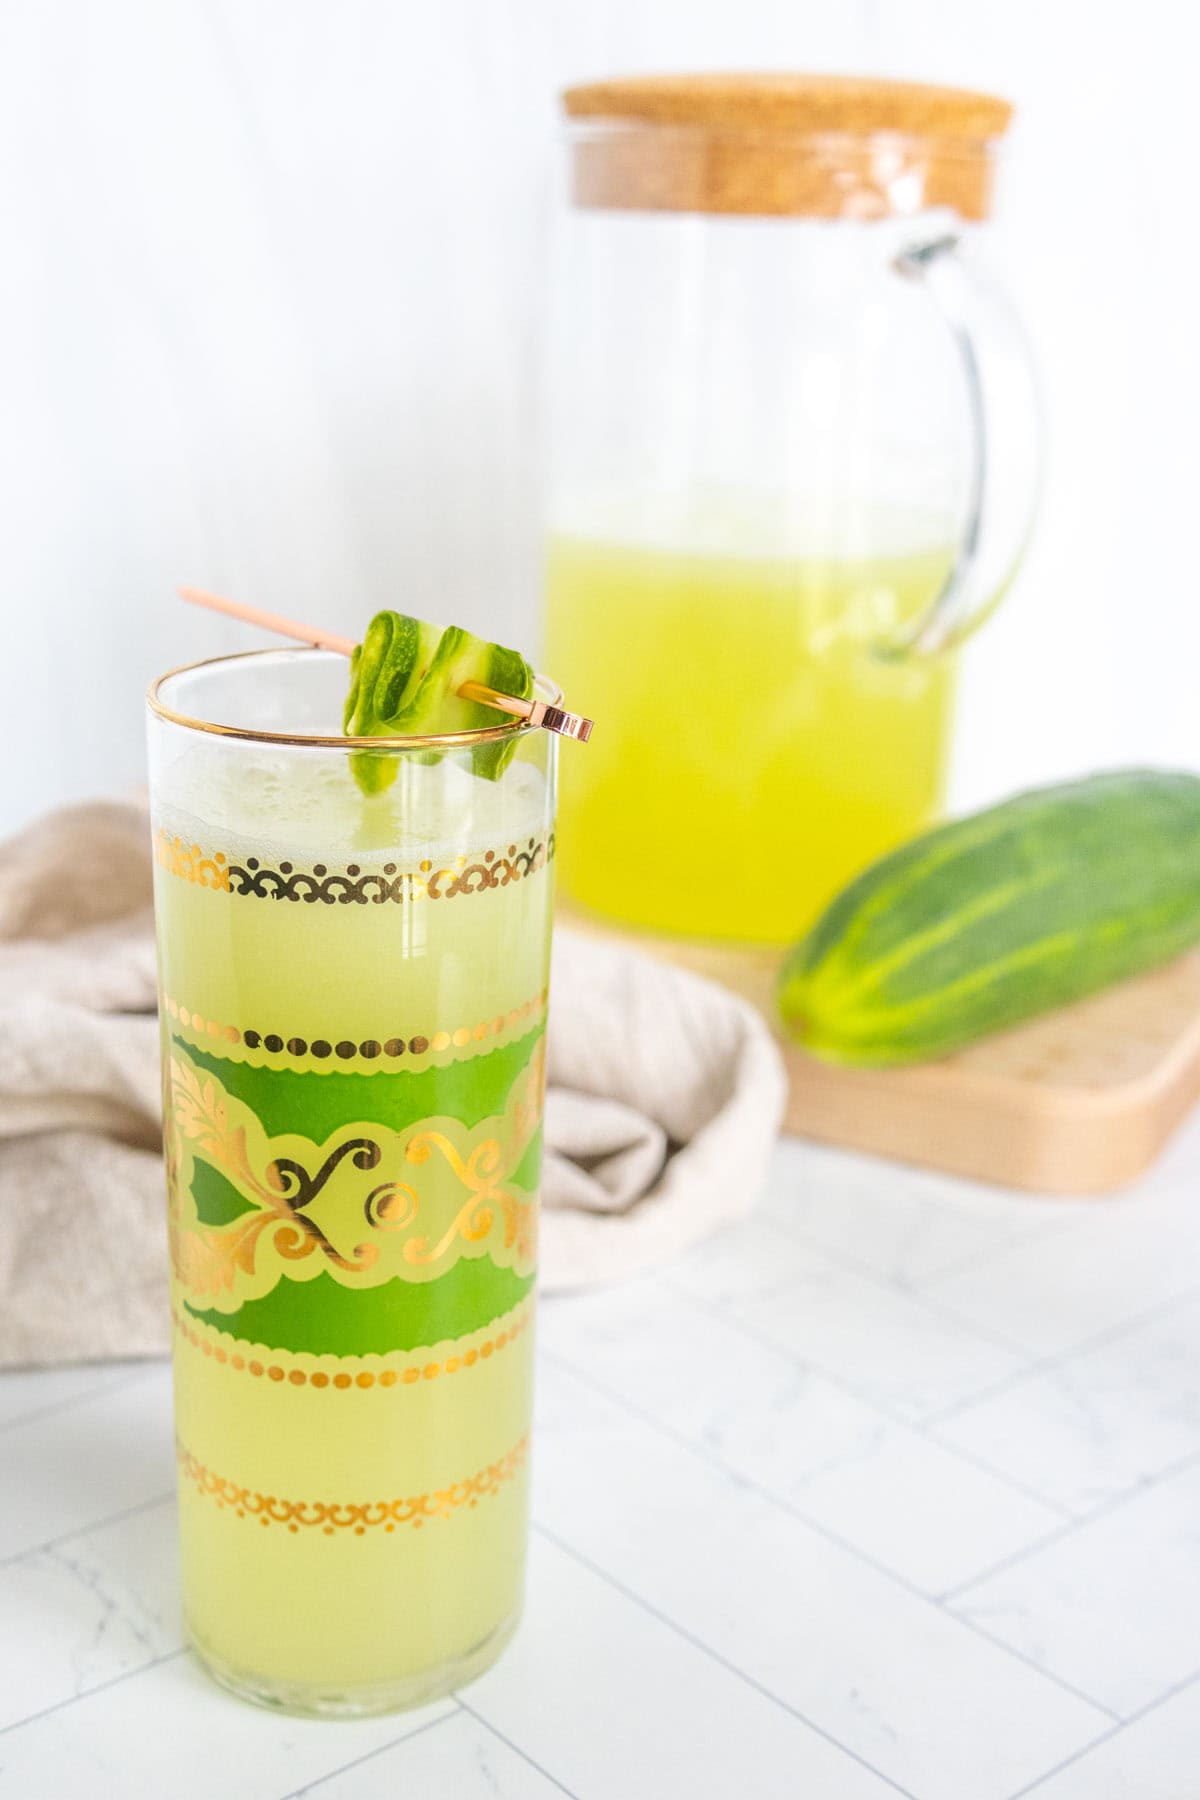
<box><xmin>778</xmin><ymin>770</ymin><xmax>1200</xmax><ymax>1066</ymax></box>
<box><xmin>344</xmin><ymin>613</ymin><xmax>534</xmax><ymax>790</ymax></box>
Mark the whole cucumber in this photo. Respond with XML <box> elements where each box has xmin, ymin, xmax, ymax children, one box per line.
<box><xmin>778</xmin><ymin>770</ymin><xmax>1200</xmax><ymax>1066</ymax></box>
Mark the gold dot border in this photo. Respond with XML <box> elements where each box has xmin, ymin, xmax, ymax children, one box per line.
<box><xmin>176</xmin><ymin>1432</ymin><xmax>528</xmax><ymax>1534</ymax></box>
<box><xmin>171</xmin><ymin>1300</ymin><xmax>532</xmax><ymax>1389</ymax></box>
<box><xmin>160</xmin><ymin>988</ymin><xmax>548</xmax><ymax>1063</ymax></box>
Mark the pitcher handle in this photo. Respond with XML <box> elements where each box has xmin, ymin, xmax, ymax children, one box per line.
<box><xmin>883</xmin><ymin>233</ymin><xmax>1041</xmax><ymax>658</ymax></box>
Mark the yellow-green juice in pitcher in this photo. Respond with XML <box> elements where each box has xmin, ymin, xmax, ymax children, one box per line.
<box><xmin>148</xmin><ymin>661</ymin><xmax>555</xmax><ymax>1716</ymax></box>
<box><xmin>546</xmin><ymin>534</ymin><xmax>956</xmax><ymax>944</ymax></box>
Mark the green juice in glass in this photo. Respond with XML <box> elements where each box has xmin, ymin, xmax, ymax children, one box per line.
<box><xmin>148</xmin><ymin>652</ymin><xmax>555</xmax><ymax>1714</ymax></box>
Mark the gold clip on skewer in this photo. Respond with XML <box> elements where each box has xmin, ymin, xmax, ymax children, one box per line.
<box><xmin>459</xmin><ymin>681</ymin><xmax>594</xmax><ymax>742</ymax></box>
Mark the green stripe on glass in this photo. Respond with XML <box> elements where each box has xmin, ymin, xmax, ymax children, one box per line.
<box><xmin>185</xmin><ymin>1261</ymin><xmax>535</xmax><ymax>1356</ymax></box>
<box><xmin>173</xmin><ymin>1025</ymin><xmax>544</xmax><ymax>1140</ymax></box>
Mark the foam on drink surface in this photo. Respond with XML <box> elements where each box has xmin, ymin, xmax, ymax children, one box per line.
<box><xmin>154</xmin><ymin>744</ymin><xmax>551</xmax><ymax>867</ymax></box>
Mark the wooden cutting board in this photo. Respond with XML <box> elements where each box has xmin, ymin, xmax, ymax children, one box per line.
<box><xmin>560</xmin><ymin>905</ymin><xmax>1200</xmax><ymax>1194</ymax></box>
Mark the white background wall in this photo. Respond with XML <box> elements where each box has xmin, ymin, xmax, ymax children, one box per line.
<box><xmin>1</xmin><ymin>0</ymin><xmax>1193</xmax><ymax>834</ymax></box>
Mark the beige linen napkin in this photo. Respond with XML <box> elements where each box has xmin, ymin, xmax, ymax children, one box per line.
<box><xmin>0</xmin><ymin>801</ymin><xmax>785</xmax><ymax>1367</ymax></box>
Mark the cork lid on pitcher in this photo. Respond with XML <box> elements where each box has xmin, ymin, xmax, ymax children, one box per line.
<box><xmin>562</xmin><ymin>74</ymin><xmax>1014</xmax><ymax>222</ymax></box>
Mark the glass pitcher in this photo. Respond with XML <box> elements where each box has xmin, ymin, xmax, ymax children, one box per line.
<box><xmin>544</xmin><ymin>74</ymin><xmax>1039</xmax><ymax>946</ymax></box>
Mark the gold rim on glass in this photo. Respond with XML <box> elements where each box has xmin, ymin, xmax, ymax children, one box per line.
<box><xmin>147</xmin><ymin>648</ymin><xmax>562</xmax><ymax>751</ymax></box>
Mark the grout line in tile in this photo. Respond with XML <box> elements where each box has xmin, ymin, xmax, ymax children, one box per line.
<box><xmin>530</xmin><ymin>1522</ymin><xmax>919</xmax><ymax>1800</ymax></box>
<box><xmin>275</xmin><ymin>1703</ymin><xmax>463</xmax><ymax>1800</ymax></box>
<box><xmin>649</xmin><ymin>1273</ymin><xmax>1066</xmax><ymax>1515</ymax></box>
<box><xmin>931</xmin><ymin>1603</ymin><xmax>1119</xmax><ymax>1722</ymax></box>
<box><xmin>0</xmin><ymin>1487</ymin><xmax>176</xmax><ymax>1575</ymax></box>
<box><xmin>0</xmin><ymin>1646</ymin><xmax>187</xmax><ymax>1741</ymax></box>
<box><xmin>917</xmin><ymin>1433</ymin><xmax>1075</xmax><ymax>1520</ymax></box>
<box><xmin>576</xmin><ymin>1203</ymin><xmax>1200</xmax><ymax>1558</ymax></box>
<box><xmin>935</xmin><ymin>1512</ymin><xmax>1093</xmax><ymax>1612</ymax></box>
<box><xmin>654</xmin><ymin>1271</ymin><xmax>1010</xmax><ymax>1434</ymax></box>
<box><xmin>749</xmin><ymin>1213</ymin><xmax>1044</xmax><ymax>1361</ymax></box>
<box><xmin>1006</xmin><ymin>1663</ymin><xmax>1200</xmax><ymax>1799</ymax></box>
<box><xmin>765</xmin><ymin>1187</ymin><xmax>1089</xmax><ymax>1295</ymax></box>
<box><xmin>538</xmin><ymin>1340</ymin><xmax>1060</xmax><ymax>1585</ymax></box>
<box><xmin>921</xmin><ymin>1284</ymin><xmax>1200</xmax><ymax>1432</ymax></box>
<box><xmin>940</xmin><ymin>1435</ymin><xmax>1200</xmax><ymax>1606</ymax></box>
<box><xmin>1073</xmin><ymin>1435</ymin><xmax>1200</xmax><ymax>1527</ymax></box>
<box><xmin>934</xmin><ymin>1514</ymin><xmax>1083</xmax><ymax>1607</ymax></box>
<box><xmin>0</xmin><ymin>1364</ymin><xmax>165</xmax><ymax>1437</ymax></box>
<box><xmin>538</xmin><ymin>1347</ymin><xmax>1118</xmax><ymax>1724</ymax></box>
<box><xmin>456</xmin><ymin>1695</ymin><xmax>580</xmax><ymax>1799</ymax></box>
<box><xmin>891</xmin><ymin>1210</ymin><xmax>1091</xmax><ymax>1288</ymax></box>
<box><xmin>1005</xmin><ymin>1725</ymin><xmax>1125</xmax><ymax>1800</ymax></box>
<box><xmin>903</xmin><ymin>1283</ymin><xmax>1083</xmax><ymax>1362</ymax></box>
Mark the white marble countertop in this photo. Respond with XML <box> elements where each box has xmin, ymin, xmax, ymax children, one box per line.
<box><xmin>4</xmin><ymin>1127</ymin><xmax>1200</xmax><ymax>1799</ymax></box>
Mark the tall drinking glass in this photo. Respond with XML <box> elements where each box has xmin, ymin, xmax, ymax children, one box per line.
<box><xmin>146</xmin><ymin>648</ymin><xmax>556</xmax><ymax>1715</ymax></box>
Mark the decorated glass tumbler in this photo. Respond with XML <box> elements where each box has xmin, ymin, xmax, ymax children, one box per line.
<box><xmin>146</xmin><ymin>647</ymin><xmax>556</xmax><ymax>1715</ymax></box>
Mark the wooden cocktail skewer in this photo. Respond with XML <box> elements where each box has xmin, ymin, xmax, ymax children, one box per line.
<box><xmin>180</xmin><ymin>586</ymin><xmax>356</xmax><ymax>656</ymax></box>
<box><xmin>179</xmin><ymin>586</ymin><xmax>593</xmax><ymax>741</ymax></box>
